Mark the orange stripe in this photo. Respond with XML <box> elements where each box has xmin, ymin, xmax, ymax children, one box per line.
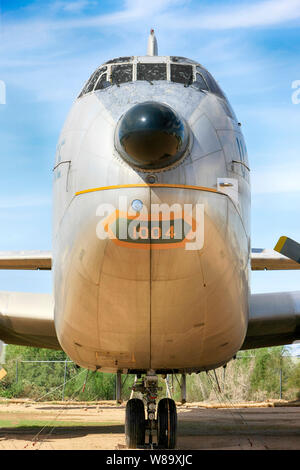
<box><xmin>75</xmin><ymin>183</ymin><xmax>219</xmax><ymax>196</ymax></box>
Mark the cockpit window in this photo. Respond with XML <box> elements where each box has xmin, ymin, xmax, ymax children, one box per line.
<box><xmin>137</xmin><ymin>63</ymin><xmax>167</xmax><ymax>82</ymax></box>
<box><xmin>111</xmin><ymin>64</ymin><xmax>133</xmax><ymax>85</ymax></box>
<box><xmin>86</xmin><ymin>67</ymin><xmax>107</xmax><ymax>93</ymax></box>
<box><xmin>171</xmin><ymin>64</ymin><xmax>193</xmax><ymax>86</ymax></box>
<box><xmin>193</xmin><ymin>72</ymin><xmax>209</xmax><ymax>92</ymax></box>
<box><xmin>78</xmin><ymin>58</ymin><xmax>229</xmax><ymax>103</ymax></box>
<box><xmin>197</xmin><ymin>66</ymin><xmax>226</xmax><ymax>99</ymax></box>
<box><xmin>95</xmin><ymin>73</ymin><xmax>110</xmax><ymax>90</ymax></box>
<box><xmin>78</xmin><ymin>70</ymin><xmax>97</xmax><ymax>98</ymax></box>
<box><xmin>78</xmin><ymin>66</ymin><xmax>108</xmax><ymax>97</ymax></box>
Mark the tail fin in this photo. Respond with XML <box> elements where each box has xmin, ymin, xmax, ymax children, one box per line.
<box><xmin>274</xmin><ymin>236</ymin><xmax>300</xmax><ymax>264</ymax></box>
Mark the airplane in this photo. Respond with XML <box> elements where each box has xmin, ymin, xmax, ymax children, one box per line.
<box><xmin>0</xmin><ymin>30</ymin><xmax>300</xmax><ymax>449</ymax></box>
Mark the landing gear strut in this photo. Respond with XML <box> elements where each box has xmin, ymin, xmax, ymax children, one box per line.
<box><xmin>125</xmin><ymin>371</ymin><xmax>177</xmax><ymax>449</ymax></box>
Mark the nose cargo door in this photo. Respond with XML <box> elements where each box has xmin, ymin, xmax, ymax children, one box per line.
<box><xmin>149</xmin><ymin>186</ymin><xmax>207</xmax><ymax>370</ymax></box>
<box><xmin>97</xmin><ymin>187</ymin><xmax>151</xmax><ymax>370</ymax></box>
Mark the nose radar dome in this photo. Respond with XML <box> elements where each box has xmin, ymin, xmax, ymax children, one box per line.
<box><xmin>115</xmin><ymin>101</ymin><xmax>189</xmax><ymax>170</ymax></box>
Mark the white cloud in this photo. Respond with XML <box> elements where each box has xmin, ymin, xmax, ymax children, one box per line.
<box><xmin>52</xmin><ymin>0</ymin><xmax>300</xmax><ymax>30</ymax></box>
<box><xmin>48</xmin><ymin>0</ymin><xmax>184</xmax><ymax>28</ymax></box>
<box><xmin>162</xmin><ymin>0</ymin><xmax>300</xmax><ymax>30</ymax></box>
<box><xmin>3</xmin><ymin>0</ymin><xmax>300</xmax><ymax>37</ymax></box>
<box><xmin>54</xmin><ymin>1</ymin><xmax>97</xmax><ymax>13</ymax></box>
<box><xmin>124</xmin><ymin>0</ymin><xmax>182</xmax><ymax>15</ymax></box>
<box><xmin>1</xmin><ymin>0</ymin><xmax>299</xmax><ymax>69</ymax></box>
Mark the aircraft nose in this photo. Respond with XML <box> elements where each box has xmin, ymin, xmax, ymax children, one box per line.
<box><xmin>115</xmin><ymin>101</ymin><xmax>189</xmax><ymax>170</ymax></box>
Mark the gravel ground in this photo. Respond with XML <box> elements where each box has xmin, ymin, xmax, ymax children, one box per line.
<box><xmin>0</xmin><ymin>399</ymin><xmax>299</xmax><ymax>450</ymax></box>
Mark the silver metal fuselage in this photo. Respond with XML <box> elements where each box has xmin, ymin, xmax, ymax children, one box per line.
<box><xmin>53</xmin><ymin>56</ymin><xmax>251</xmax><ymax>373</ymax></box>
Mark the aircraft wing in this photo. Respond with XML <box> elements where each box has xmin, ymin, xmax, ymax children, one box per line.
<box><xmin>241</xmin><ymin>291</ymin><xmax>300</xmax><ymax>350</ymax></box>
<box><xmin>0</xmin><ymin>251</ymin><xmax>52</xmax><ymax>270</ymax></box>
<box><xmin>0</xmin><ymin>292</ymin><xmax>61</xmax><ymax>350</ymax></box>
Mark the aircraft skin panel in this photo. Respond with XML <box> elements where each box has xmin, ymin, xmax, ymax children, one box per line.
<box><xmin>149</xmin><ymin>188</ymin><xmax>248</xmax><ymax>371</ymax></box>
<box><xmin>97</xmin><ymin>187</ymin><xmax>151</xmax><ymax>371</ymax></box>
<box><xmin>53</xmin><ymin>188</ymin><xmax>151</xmax><ymax>371</ymax></box>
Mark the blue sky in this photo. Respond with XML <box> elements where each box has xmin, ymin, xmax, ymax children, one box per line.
<box><xmin>0</xmin><ymin>0</ymin><xmax>300</xmax><ymax>351</ymax></box>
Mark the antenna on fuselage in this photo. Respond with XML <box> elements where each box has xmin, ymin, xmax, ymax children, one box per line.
<box><xmin>147</xmin><ymin>29</ymin><xmax>158</xmax><ymax>56</ymax></box>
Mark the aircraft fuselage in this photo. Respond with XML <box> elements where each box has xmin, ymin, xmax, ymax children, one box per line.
<box><xmin>53</xmin><ymin>55</ymin><xmax>250</xmax><ymax>373</ymax></box>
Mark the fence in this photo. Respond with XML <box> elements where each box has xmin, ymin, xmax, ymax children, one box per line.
<box><xmin>1</xmin><ymin>354</ymin><xmax>300</xmax><ymax>403</ymax></box>
<box><xmin>7</xmin><ymin>359</ymin><xmax>122</xmax><ymax>402</ymax></box>
<box><xmin>15</xmin><ymin>360</ymin><xmax>73</xmax><ymax>401</ymax></box>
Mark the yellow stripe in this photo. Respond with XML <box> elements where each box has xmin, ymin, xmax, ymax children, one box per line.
<box><xmin>75</xmin><ymin>183</ymin><xmax>219</xmax><ymax>197</ymax></box>
<box><xmin>274</xmin><ymin>236</ymin><xmax>287</xmax><ymax>254</ymax></box>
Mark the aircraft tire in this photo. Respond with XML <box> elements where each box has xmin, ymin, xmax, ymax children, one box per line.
<box><xmin>125</xmin><ymin>398</ymin><xmax>145</xmax><ymax>448</ymax></box>
<box><xmin>157</xmin><ymin>398</ymin><xmax>177</xmax><ymax>449</ymax></box>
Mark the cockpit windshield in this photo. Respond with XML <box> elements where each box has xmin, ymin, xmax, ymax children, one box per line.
<box><xmin>196</xmin><ymin>66</ymin><xmax>226</xmax><ymax>100</ymax></box>
<box><xmin>170</xmin><ymin>64</ymin><xmax>193</xmax><ymax>86</ymax></box>
<box><xmin>137</xmin><ymin>63</ymin><xmax>167</xmax><ymax>82</ymax></box>
<box><xmin>78</xmin><ymin>58</ymin><xmax>227</xmax><ymax>101</ymax></box>
<box><xmin>111</xmin><ymin>64</ymin><xmax>133</xmax><ymax>85</ymax></box>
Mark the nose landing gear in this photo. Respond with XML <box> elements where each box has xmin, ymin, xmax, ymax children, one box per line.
<box><xmin>125</xmin><ymin>371</ymin><xmax>177</xmax><ymax>449</ymax></box>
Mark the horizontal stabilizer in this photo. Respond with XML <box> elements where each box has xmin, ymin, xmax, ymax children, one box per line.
<box><xmin>0</xmin><ymin>251</ymin><xmax>52</xmax><ymax>270</ymax></box>
<box><xmin>251</xmin><ymin>248</ymin><xmax>300</xmax><ymax>270</ymax></box>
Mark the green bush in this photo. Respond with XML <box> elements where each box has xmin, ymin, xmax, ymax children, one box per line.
<box><xmin>1</xmin><ymin>344</ymin><xmax>299</xmax><ymax>402</ymax></box>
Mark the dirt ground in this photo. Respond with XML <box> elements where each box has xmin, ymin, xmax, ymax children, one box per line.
<box><xmin>0</xmin><ymin>399</ymin><xmax>300</xmax><ymax>450</ymax></box>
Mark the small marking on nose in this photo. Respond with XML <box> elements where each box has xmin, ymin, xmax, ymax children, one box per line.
<box><xmin>146</xmin><ymin>175</ymin><xmax>157</xmax><ymax>184</ymax></box>
<box><xmin>131</xmin><ymin>199</ymin><xmax>144</xmax><ymax>212</ymax></box>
